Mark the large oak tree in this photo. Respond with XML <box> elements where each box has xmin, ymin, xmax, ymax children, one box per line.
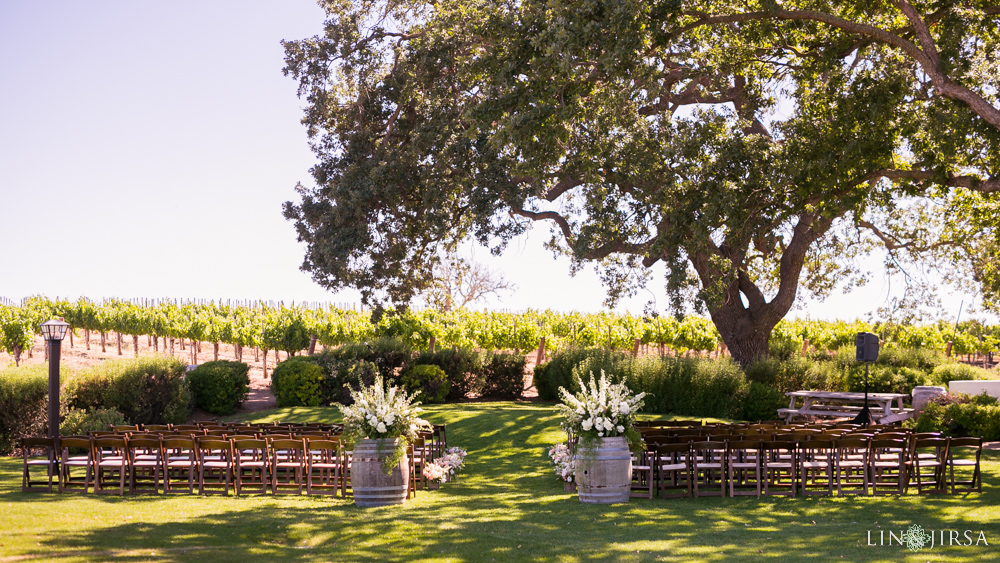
<box><xmin>282</xmin><ymin>0</ymin><xmax>999</xmax><ymax>366</ymax></box>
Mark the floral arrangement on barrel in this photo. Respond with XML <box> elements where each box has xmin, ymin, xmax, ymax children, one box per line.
<box><xmin>339</xmin><ymin>375</ymin><xmax>432</xmax><ymax>473</ymax></box>
<box><xmin>423</xmin><ymin>447</ymin><xmax>468</xmax><ymax>485</ymax></box>
<box><xmin>557</xmin><ymin>371</ymin><xmax>646</xmax><ymax>457</ymax></box>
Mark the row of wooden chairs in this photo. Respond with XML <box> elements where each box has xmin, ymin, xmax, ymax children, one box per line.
<box><xmin>22</xmin><ymin>423</ymin><xmax>448</xmax><ymax>497</ymax></box>
<box><xmin>626</xmin><ymin>435</ymin><xmax>982</xmax><ymax>499</ymax></box>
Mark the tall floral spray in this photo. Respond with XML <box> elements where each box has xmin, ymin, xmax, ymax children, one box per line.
<box><xmin>557</xmin><ymin>371</ymin><xmax>646</xmax><ymax>457</ymax></box>
<box><xmin>339</xmin><ymin>375</ymin><xmax>431</xmax><ymax>473</ymax></box>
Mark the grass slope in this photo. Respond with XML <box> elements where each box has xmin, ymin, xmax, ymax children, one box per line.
<box><xmin>0</xmin><ymin>403</ymin><xmax>998</xmax><ymax>562</ymax></box>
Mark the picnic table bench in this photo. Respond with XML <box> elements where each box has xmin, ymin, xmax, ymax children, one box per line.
<box><xmin>777</xmin><ymin>390</ymin><xmax>914</xmax><ymax>424</ymax></box>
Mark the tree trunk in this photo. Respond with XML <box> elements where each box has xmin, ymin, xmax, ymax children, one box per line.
<box><xmin>180</xmin><ymin>338</ymin><xmax>185</xmax><ymax>351</ymax></box>
<box><xmin>308</xmin><ymin>334</ymin><xmax>318</xmax><ymax>355</ymax></box>
<box><xmin>100</xmin><ymin>332</ymin><xmax>107</xmax><ymax>353</ymax></box>
<box><xmin>170</xmin><ymin>338</ymin><xmax>175</xmax><ymax>356</ymax></box>
<box><xmin>262</xmin><ymin>349</ymin><xmax>269</xmax><ymax>378</ymax></box>
<box><xmin>708</xmin><ymin>306</ymin><xmax>775</xmax><ymax>368</ymax></box>
<box><xmin>254</xmin><ymin>346</ymin><xmax>259</xmax><ymax>362</ymax></box>
<box><xmin>68</xmin><ymin>329</ymin><xmax>73</xmax><ymax>348</ymax></box>
<box><xmin>13</xmin><ymin>345</ymin><xmax>22</xmax><ymax>366</ymax></box>
<box><xmin>213</xmin><ymin>342</ymin><xmax>219</xmax><ymax>362</ymax></box>
<box><xmin>116</xmin><ymin>332</ymin><xmax>122</xmax><ymax>355</ymax></box>
<box><xmin>147</xmin><ymin>335</ymin><xmax>151</xmax><ymax>347</ymax></box>
<box><xmin>132</xmin><ymin>335</ymin><xmax>139</xmax><ymax>357</ymax></box>
<box><xmin>153</xmin><ymin>336</ymin><xmax>158</xmax><ymax>352</ymax></box>
<box><xmin>85</xmin><ymin>329</ymin><xmax>90</xmax><ymax>350</ymax></box>
<box><xmin>235</xmin><ymin>343</ymin><xmax>242</xmax><ymax>362</ymax></box>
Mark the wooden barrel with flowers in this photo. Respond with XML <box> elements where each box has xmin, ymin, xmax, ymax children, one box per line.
<box><xmin>575</xmin><ymin>436</ymin><xmax>632</xmax><ymax>504</ymax></box>
<box><xmin>352</xmin><ymin>438</ymin><xmax>410</xmax><ymax>507</ymax></box>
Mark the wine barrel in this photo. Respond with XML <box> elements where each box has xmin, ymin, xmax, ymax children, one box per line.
<box><xmin>351</xmin><ymin>438</ymin><xmax>410</xmax><ymax>507</ymax></box>
<box><xmin>575</xmin><ymin>436</ymin><xmax>632</xmax><ymax>504</ymax></box>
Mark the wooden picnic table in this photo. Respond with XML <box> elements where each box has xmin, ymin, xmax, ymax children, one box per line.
<box><xmin>777</xmin><ymin>390</ymin><xmax>914</xmax><ymax>424</ymax></box>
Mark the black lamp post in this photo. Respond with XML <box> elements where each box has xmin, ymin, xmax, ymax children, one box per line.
<box><xmin>41</xmin><ymin>318</ymin><xmax>70</xmax><ymax>445</ymax></box>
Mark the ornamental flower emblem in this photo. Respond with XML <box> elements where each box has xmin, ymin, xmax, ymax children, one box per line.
<box><xmin>902</xmin><ymin>525</ymin><xmax>933</xmax><ymax>552</ymax></box>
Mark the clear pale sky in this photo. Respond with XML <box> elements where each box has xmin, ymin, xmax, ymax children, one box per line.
<box><xmin>0</xmin><ymin>1</ymin><xmax>986</xmax><ymax>321</ymax></box>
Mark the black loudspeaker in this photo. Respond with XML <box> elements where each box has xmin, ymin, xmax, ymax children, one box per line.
<box><xmin>855</xmin><ymin>332</ymin><xmax>880</xmax><ymax>362</ymax></box>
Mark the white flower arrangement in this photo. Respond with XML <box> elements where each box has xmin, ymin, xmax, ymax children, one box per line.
<box><xmin>557</xmin><ymin>371</ymin><xmax>646</xmax><ymax>455</ymax></box>
<box><xmin>557</xmin><ymin>371</ymin><xmax>645</xmax><ymax>438</ymax></box>
<box><xmin>339</xmin><ymin>375</ymin><xmax>432</xmax><ymax>472</ymax></box>
<box><xmin>547</xmin><ymin>443</ymin><xmax>575</xmax><ymax>482</ymax></box>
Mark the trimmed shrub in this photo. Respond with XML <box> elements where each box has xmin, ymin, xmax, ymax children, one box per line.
<box><xmin>912</xmin><ymin>392</ymin><xmax>1000</xmax><ymax>440</ymax></box>
<box><xmin>745</xmin><ymin>356</ymin><xmax>846</xmax><ymax>393</ymax></box>
<box><xmin>400</xmin><ymin>364</ymin><xmax>450</xmax><ymax>403</ymax></box>
<box><xmin>626</xmin><ymin>356</ymin><xmax>747</xmax><ymax>419</ymax></box>
<box><xmin>480</xmin><ymin>353</ymin><xmax>527</xmax><ymax>399</ymax></box>
<box><xmin>65</xmin><ymin>356</ymin><xmax>190</xmax><ymax>425</ymax></box>
<box><xmin>309</xmin><ymin>352</ymin><xmax>379</xmax><ymax>405</ymax></box>
<box><xmin>412</xmin><ymin>348</ymin><xmax>483</xmax><ymax>400</ymax></box>
<box><xmin>60</xmin><ymin>407</ymin><xmax>127</xmax><ymax>436</ymax></box>
<box><xmin>323</xmin><ymin>338</ymin><xmax>412</xmax><ymax>384</ymax></box>
<box><xmin>186</xmin><ymin>360</ymin><xmax>251</xmax><ymax>415</ymax></box>
<box><xmin>875</xmin><ymin>346</ymin><xmax>944</xmax><ymax>373</ymax></box>
<box><xmin>0</xmin><ymin>364</ymin><xmax>48</xmax><ymax>455</ymax></box>
<box><xmin>930</xmin><ymin>362</ymin><xmax>995</xmax><ymax>386</ymax></box>
<box><xmin>534</xmin><ymin>348</ymin><xmax>630</xmax><ymax>400</ymax></box>
<box><xmin>845</xmin><ymin>365</ymin><xmax>926</xmax><ymax>395</ymax></box>
<box><xmin>739</xmin><ymin>382</ymin><xmax>788</xmax><ymax>422</ymax></box>
<box><xmin>271</xmin><ymin>357</ymin><xmax>324</xmax><ymax>407</ymax></box>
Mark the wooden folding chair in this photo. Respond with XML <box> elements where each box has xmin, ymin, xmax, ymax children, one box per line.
<box><xmin>947</xmin><ymin>437</ymin><xmax>982</xmax><ymax>494</ymax></box>
<box><xmin>869</xmin><ymin>437</ymin><xmax>907</xmax><ymax>495</ymax></box>
<box><xmin>161</xmin><ymin>436</ymin><xmax>197</xmax><ymax>494</ymax></box>
<box><xmin>727</xmin><ymin>440</ymin><xmax>762</xmax><ymax>498</ymax></box>
<box><xmin>760</xmin><ymin>441</ymin><xmax>796</xmax><ymax>497</ymax></box>
<box><xmin>306</xmin><ymin>438</ymin><xmax>342</xmax><ymax>496</ymax></box>
<box><xmin>58</xmin><ymin>436</ymin><xmax>94</xmax><ymax>493</ymax></box>
<box><xmin>798</xmin><ymin>439</ymin><xmax>835</xmax><ymax>496</ymax></box>
<box><xmin>629</xmin><ymin>441</ymin><xmax>655</xmax><ymax>499</ymax></box>
<box><xmin>691</xmin><ymin>441</ymin><xmax>726</xmax><ymax>497</ymax></box>
<box><xmin>233</xmin><ymin>438</ymin><xmax>269</xmax><ymax>495</ymax></box>
<box><xmin>907</xmin><ymin>437</ymin><xmax>948</xmax><ymax>494</ymax></box>
<box><xmin>655</xmin><ymin>442</ymin><xmax>692</xmax><ymax>499</ymax></box>
<box><xmin>21</xmin><ymin>437</ymin><xmax>58</xmax><ymax>492</ymax></box>
<box><xmin>833</xmin><ymin>437</ymin><xmax>869</xmax><ymax>496</ymax></box>
<box><xmin>269</xmin><ymin>438</ymin><xmax>306</xmax><ymax>495</ymax></box>
<box><xmin>93</xmin><ymin>436</ymin><xmax>129</xmax><ymax>494</ymax></box>
<box><xmin>127</xmin><ymin>435</ymin><xmax>163</xmax><ymax>494</ymax></box>
<box><xmin>195</xmin><ymin>438</ymin><xmax>233</xmax><ymax>495</ymax></box>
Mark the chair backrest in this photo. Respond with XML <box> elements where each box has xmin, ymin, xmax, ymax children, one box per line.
<box><xmin>162</xmin><ymin>436</ymin><xmax>196</xmax><ymax>452</ymax></box>
<box><xmin>656</xmin><ymin>442</ymin><xmax>692</xmax><ymax>458</ymax></box>
<box><xmin>127</xmin><ymin>436</ymin><xmax>161</xmax><ymax>451</ymax></box>
<box><xmin>223</xmin><ymin>434</ymin><xmax>258</xmax><ymax>442</ymax></box>
<box><xmin>798</xmin><ymin>439</ymin><xmax>835</xmax><ymax>454</ymax></box>
<box><xmin>143</xmin><ymin>425</ymin><xmax>171</xmax><ymax>432</ymax></box>
<box><xmin>21</xmin><ymin>436</ymin><xmax>56</xmax><ymax>450</ymax></box>
<box><xmin>59</xmin><ymin>436</ymin><xmax>92</xmax><ymax>451</ymax></box>
<box><xmin>112</xmin><ymin>424</ymin><xmax>139</xmax><ymax>433</ymax></box>
<box><xmin>727</xmin><ymin>439</ymin><xmax>762</xmax><ymax>453</ymax></box>
<box><xmin>690</xmin><ymin>440</ymin><xmax>727</xmax><ymax>461</ymax></box>
<box><xmin>947</xmin><ymin>437</ymin><xmax>983</xmax><ymax>458</ymax></box>
<box><xmin>910</xmin><ymin>437</ymin><xmax>948</xmax><ymax>454</ymax></box>
<box><xmin>92</xmin><ymin>436</ymin><xmax>127</xmax><ymax>453</ymax></box>
<box><xmin>195</xmin><ymin>438</ymin><xmax>233</xmax><ymax>461</ymax></box>
<box><xmin>232</xmin><ymin>439</ymin><xmax>269</xmax><ymax>459</ymax></box>
<box><xmin>269</xmin><ymin>438</ymin><xmax>307</xmax><ymax>453</ymax></box>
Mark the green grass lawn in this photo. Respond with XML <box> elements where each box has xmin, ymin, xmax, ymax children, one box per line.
<box><xmin>1</xmin><ymin>402</ymin><xmax>998</xmax><ymax>562</ymax></box>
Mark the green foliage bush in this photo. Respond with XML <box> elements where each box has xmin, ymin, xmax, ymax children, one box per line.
<box><xmin>930</xmin><ymin>362</ymin><xmax>995</xmax><ymax>385</ymax></box>
<box><xmin>323</xmin><ymin>338</ymin><xmax>412</xmax><ymax>384</ymax></box>
<box><xmin>0</xmin><ymin>365</ymin><xmax>48</xmax><ymax>455</ymax></box>
<box><xmin>271</xmin><ymin>357</ymin><xmax>324</xmax><ymax>407</ymax></box>
<box><xmin>744</xmin><ymin>356</ymin><xmax>846</xmax><ymax>393</ymax></box>
<box><xmin>845</xmin><ymin>365</ymin><xmax>926</xmax><ymax>395</ymax></box>
<box><xmin>480</xmin><ymin>353</ymin><xmax>526</xmax><ymax>399</ymax></box>
<box><xmin>60</xmin><ymin>407</ymin><xmax>127</xmax><ymax>436</ymax></box>
<box><xmin>309</xmin><ymin>351</ymin><xmax>379</xmax><ymax>405</ymax></box>
<box><xmin>739</xmin><ymin>382</ymin><xmax>788</xmax><ymax>422</ymax></box>
<box><xmin>912</xmin><ymin>392</ymin><xmax>1000</xmax><ymax>440</ymax></box>
<box><xmin>534</xmin><ymin>348</ymin><xmax>630</xmax><ymax>400</ymax></box>
<box><xmin>412</xmin><ymin>348</ymin><xmax>483</xmax><ymax>400</ymax></box>
<box><xmin>400</xmin><ymin>364</ymin><xmax>450</xmax><ymax>403</ymax></box>
<box><xmin>186</xmin><ymin>360</ymin><xmax>251</xmax><ymax>415</ymax></box>
<box><xmin>874</xmin><ymin>346</ymin><xmax>944</xmax><ymax>373</ymax></box>
<box><xmin>626</xmin><ymin>356</ymin><xmax>748</xmax><ymax>419</ymax></box>
<box><xmin>65</xmin><ymin>356</ymin><xmax>190</xmax><ymax>425</ymax></box>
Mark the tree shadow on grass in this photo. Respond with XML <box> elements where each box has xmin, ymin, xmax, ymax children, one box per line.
<box><xmin>4</xmin><ymin>403</ymin><xmax>1000</xmax><ymax>561</ymax></box>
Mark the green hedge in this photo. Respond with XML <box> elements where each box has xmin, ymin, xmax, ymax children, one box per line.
<box><xmin>319</xmin><ymin>338</ymin><xmax>412</xmax><ymax>385</ymax></box>
<box><xmin>186</xmin><ymin>360</ymin><xmax>251</xmax><ymax>416</ymax></box>
<box><xmin>65</xmin><ymin>356</ymin><xmax>190</xmax><ymax>425</ymax></box>
<box><xmin>0</xmin><ymin>365</ymin><xmax>48</xmax><ymax>455</ymax></box>
<box><xmin>930</xmin><ymin>362</ymin><xmax>995</xmax><ymax>386</ymax></box>
<box><xmin>400</xmin><ymin>364</ymin><xmax>450</xmax><ymax>403</ymax></box>
<box><xmin>533</xmin><ymin>348</ymin><xmax>630</xmax><ymax>400</ymax></box>
<box><xmin>411</xmin><ymin>348</ymin><xmax>483</xmax><ymax>400</ymax></box>
<box><xmin>625</xmin><ymin>356</ymin><xmax>748</xmax><ymax>419</ymax></box>
<box><xmin>271</xmin><ymin>357</ymin><xmax>324</xmax><ymax>407</ymax></box>
<box><xmin>480</xmin><ymin>353</ymin><xmax>526</xmax><ymax>399</ymax></box>
<box><xmin>912</xmin><ymin>393</ymin><xmax>1000</xmax><ymax>440</ymax></box>
<box><xmin>60</xmin><ymin>407</ymin><xmax>127</xmax><ymax>436</ymax></box>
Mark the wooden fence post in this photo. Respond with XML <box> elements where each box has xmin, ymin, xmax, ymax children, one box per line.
<box><xmin>945</xmin><ymin>341</ymin><xmax>953</xmax><ymax>357</ymax></box>
<box><xmin>536</xmin><ymin>337</ymin><xmax>546</xmax><ymax>365</ymax></box>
